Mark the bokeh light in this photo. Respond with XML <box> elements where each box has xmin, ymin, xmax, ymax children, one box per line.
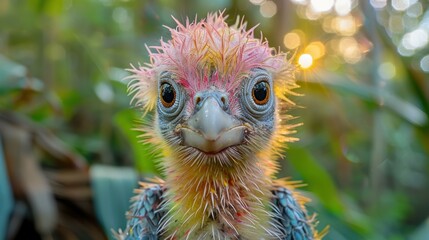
<box><xmin>322</xmin><ymin>15</ymin><xmax>361</xmax><ymax>36</ymax></box>
<box><xmin>370</xmin><ymin>0</ymin><xmax>387</xmax><ymax>9</ymax></box>
<box><xmin>334</xmin><ymin>0</ymin><xmax>352</xmax><ymax>16</ymax></box>
<box><xmin>290</xmin><ymin>0</ymin><xmax>307</xmax><ymax>5</ymax></box>
<box><xmin>249</xmin><ymin>0</ymin><xmax>265</xmax><ymax>5</ymax></box>
<box><xmin>397</xmin><ymin>44</ymin><xmax>415</xmax><ymax>56</ymax></box>
<box><xmin>403</xmin><ymin>14</ymin><xmax>419</xmax><ymax>31</ymax></box>
<box><xmin>283</xmin><ymin>31</ymin><xmax>302</xmax><ymax>50</ymax></box>
<box><xmin>260</xmin><ymin>1</ymin><xmax>277</xmax><ymax>18</ymax></box>
<box><xmin>407</xmin><ymin>2</ymin><xmax>423</xmax><ymax>17</ymax></box>
<box><xmin>305</xmin><ymin>6</ymin><xmax>322</xmax><ymax>20</ymax></box>
<box><xmin>310</xmin><ymin>0</ymin><xmax>334</xmax><ymax>13</ymax></box>
<box><xmin>420</xmin><ymin>55</ymin><xmax>429</xmax><ymax>72</ymax></box>
<box><xmin>332</xmin><ymin>15</ymin><xmax>358</xmax><ymax>36</ymax></box>
<box><xmin>378</xmin><ymin>62</ymin><xmax>396</xmax><ymax>80</ymax></box>
<box><xmin>298</xmin><ymin>53</ymin><xmax>314</xmax><ymax>69</ymax></box>
<box><xmin>388</xmin><ymin>15</ymin><xmax>404</xmax><ymax>34</ymax></box>
<box><xmin>322</xmin><ymin>16</ymin><xmax>335</xmax><ymax>33</ymax></box>
<box><xmin>392</xmin><ymin>0</ymin><xmax>412</xmax><ymax>12</ymax></box>
<box><xmin>304</xmin><ymin>41</ymin><xmax>326</xmax><ymax>59</ymax></box>
<box><xmin>338</xmin><ymin>37</ymin><xmax>362</xmax><ymax>63</ymax></box>
<box><xmin>401</xmin><ymin>28</ymin><xmax>429</xmax><ymax>50</ymax></box>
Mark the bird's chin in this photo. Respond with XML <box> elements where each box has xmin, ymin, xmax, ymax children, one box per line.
<box><xmin>182</xmin><ymin>144</ymin><xmax>242</xmax><ymax>167</ymax></box>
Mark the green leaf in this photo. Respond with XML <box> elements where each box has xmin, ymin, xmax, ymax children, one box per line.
<box><xmin>114</xmin><ymin>109</ymin><xmax>159</xmax><ymax>174</ymax></box>
<box><xmin>287</xmin><ymin>146</ymin><xmax>345</xmax><ymax>215</ymax></box>
<box><xmin>309</xmin><ymin>70</ymin><xmax>428</xmax><ymax>127</ymax></box>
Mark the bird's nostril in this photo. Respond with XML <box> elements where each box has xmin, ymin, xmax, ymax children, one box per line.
<box><xmin>220</xmin><ymin>95</ymin><xmax>229</xmax><ymax>111</ymax></box>
<box><xmin>194</xmin><ymin>92</ymin><xmax>229</xmax><ymax>112</ymax></box>
<box><xmin>221</xmin><ymin>96</ymin><xmax>226</xmax><ymax>105</ymax></box>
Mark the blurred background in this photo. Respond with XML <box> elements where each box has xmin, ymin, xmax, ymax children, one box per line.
<box><xmin>1</xmin><ymin>0</ymin><xmax>429</xmax><ymax>239</ymax></box>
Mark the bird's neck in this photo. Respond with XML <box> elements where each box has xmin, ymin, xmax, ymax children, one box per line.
<box><xmin>161</xmin><ymin>152</ymin><xmax>275</xmax><ymax>239</ymax></box>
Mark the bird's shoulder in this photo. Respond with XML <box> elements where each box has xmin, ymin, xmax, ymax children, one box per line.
<box><xmin>271</xmin><ymin>186</ymin><xmax>315</xmax><ymax>240</ymax></box>
<box><xmin>118</xmin><ymin>182</ymin><xmax>165</xmax><ymax>240</ymax></box>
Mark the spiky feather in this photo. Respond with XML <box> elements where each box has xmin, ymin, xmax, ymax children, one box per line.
<box><xmin>123</xmin><ymin>11</ymin><xmax>324</xmax><ymax>240</ymax></box>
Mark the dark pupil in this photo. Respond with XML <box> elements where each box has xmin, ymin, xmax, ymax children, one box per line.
<box><xmin>161</xmin><ymin>84</ymin><xmax>175</xmax><ymax>103</ymax></box>
<box><xmin>253</xmin><ymin>82</ymin><xmax>267</xmax><ymax>101</ymax></box>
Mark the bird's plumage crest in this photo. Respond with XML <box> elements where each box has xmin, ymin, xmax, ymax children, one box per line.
<box><xmin>127</xmin><ymin>11</ymin><xmax>298</xmax><ymax>114</ymax></box>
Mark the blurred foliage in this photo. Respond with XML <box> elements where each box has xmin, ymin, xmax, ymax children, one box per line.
<box><xmin>1</xmin><ymin>0</ymin><xmax>429</xmax><ymax>239</ymax></box>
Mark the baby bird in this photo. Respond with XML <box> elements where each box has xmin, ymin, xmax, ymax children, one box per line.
<box><xmin>120</xmin><ymin>12</ymin><xmax>321</xmax><ymax>240</ymax></box>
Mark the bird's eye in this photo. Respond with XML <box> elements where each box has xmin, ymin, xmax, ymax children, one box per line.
<box><xmin>160</xmin><ymin>83</ymin><xmax>176</xmax><ymax>108</ymax></box>
<box><xmin>252</xmin><ymin>81</ymin><xmax>270</xmax><ymax>105</ymax></box>
<box><xmin>240</xmin><ymin>69</ymin><xmax>274</xmax><ymax>121</ymax></box>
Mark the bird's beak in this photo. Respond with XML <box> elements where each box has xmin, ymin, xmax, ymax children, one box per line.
<box><xmin>181</xmin><ymin>97</ymin><xmax>245</xmax><ymax>153</ymax></box>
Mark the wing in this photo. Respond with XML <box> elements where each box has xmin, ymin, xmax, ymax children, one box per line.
<box><xmin>120</xmin><ymin>184</ymin><xmax>165</xmax><ymax>240</ymax></box>
<box><xmin>272</xmin><ymin>187</ymin><xmax>314</xmax><ymax>240</ymax></box>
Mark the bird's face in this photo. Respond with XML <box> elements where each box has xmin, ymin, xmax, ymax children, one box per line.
<box><xmin>128</xmin><ymin>13</ymin><xmax>297</xmax><ymax>168</ymax></box>
<box><xmin>156</xmin><ymin>68</ymin><xmax>276</xmax><ymax>166</ymax></box>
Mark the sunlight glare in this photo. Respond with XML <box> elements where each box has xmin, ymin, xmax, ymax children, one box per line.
<box><xmin>298</xmin><ymin>54</ymin><xmax>313</xmax><ymax>69</ymax></box>
<box><xmin>310</xmin><ymin>0</ymin><xmax>334</xmax><ymax>13</ymax></box>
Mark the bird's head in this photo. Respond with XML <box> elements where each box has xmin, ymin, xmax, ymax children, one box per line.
<box><xmin>128</xmin><ymin>12</ymin><xmax>298</xmax><ymax>171</ymax></box>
